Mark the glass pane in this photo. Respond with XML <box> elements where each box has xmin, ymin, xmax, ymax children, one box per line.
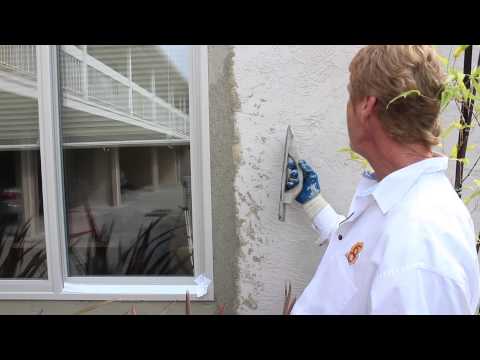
<box><xmin>0</xmin><ymin>45</ymin><xmax>47</xmax><ymax>279</ymax></box>
<box><xmin>59</xmin><ymin>45</ymin><xmax>193</xmax><ymax>276</ymax></box>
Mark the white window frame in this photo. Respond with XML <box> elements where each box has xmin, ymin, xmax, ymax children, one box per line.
<box><xmin>0</xmin><ymin>45</ymin><xmax>214</xmax><ymax>301</ymax></box>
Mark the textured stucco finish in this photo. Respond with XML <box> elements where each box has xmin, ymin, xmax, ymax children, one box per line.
<box><xmin>231</xmin><ymin>45</ymin><xmax>365</xmax><ymax>314</ymax></box>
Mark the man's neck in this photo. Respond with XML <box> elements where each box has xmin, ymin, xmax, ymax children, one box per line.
<box><xmin>365</xmin><ymin>142</ymin><xmax>433</xmax><ymax>182</ymax></box>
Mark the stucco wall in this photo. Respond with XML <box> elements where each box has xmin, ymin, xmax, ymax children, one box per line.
<box><xmin>230</xmin><ymin>45</ymin><xmax>364</xmax><ymax>313</ymax></box>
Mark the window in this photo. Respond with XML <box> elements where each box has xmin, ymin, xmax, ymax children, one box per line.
<box><xmin>0</xmin><ymin>45</ymin><xmax>213</xmax><ymax>300</ymax></box>
<box><xmin>0</xmin><ymin>46</ymin><xmax>47</xmax><ymax>280</ymax></box>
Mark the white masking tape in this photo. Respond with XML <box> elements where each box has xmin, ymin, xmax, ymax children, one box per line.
<box><xmin>193</xmin><ymin>274</ymin><xmax>212</xmax><ymax>297</ymax></box>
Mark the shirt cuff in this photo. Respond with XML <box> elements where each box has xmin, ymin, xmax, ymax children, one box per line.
<box><xmin>311</xmin><ymin>204</ymin><xmax>345</xmax><ymax>243</ymax></box>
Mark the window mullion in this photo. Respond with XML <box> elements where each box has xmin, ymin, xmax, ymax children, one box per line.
<box><xmin>37</xmin><ymin>45</ymin><xmax>67</xmax><ymax>293</ymax></box>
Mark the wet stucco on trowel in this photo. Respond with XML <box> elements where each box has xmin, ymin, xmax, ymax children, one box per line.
<box><xmin>231</xmin><ymin>46</ymin><xmax>365</xmax><ymax>314</ymax></box>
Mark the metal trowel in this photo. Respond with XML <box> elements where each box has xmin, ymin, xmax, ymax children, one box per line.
<box><xmin>278</xmin><ymin>126</ymin><xmax>302</xmax><ymax>222</ymax></box>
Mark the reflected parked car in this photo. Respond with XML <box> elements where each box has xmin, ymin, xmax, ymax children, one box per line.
<box><xmin>0</xmin><ymin>187</ymin><xmax>22</xmax><ymax>224</ymax></box>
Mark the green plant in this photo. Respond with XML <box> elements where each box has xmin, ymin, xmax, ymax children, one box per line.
<box><xmin>68</xmin><ymin>203</ymin><xmax>193</xmax><ymax>276</ymax></box>
<box><xmin>116</xmin><ymin>217</ymin><xmax>190</xmax><ymax>275</ymax></box>
<box><xmin>338</xmin><ymin>147</ymin><xmax>372</xmax><ymax>172</ymax></box>
<box><xmin>424</xmin><ymin>45</ymin><xmax>479</xmax><ymax>252</ymax></box>
<box><xmin>0</xmin><ymin>219</ymin><xmax>47</xmax><ymax>278</ymax></box>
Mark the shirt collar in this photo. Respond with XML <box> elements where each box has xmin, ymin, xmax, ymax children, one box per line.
<box><xmin>357</xmin><ymin>155</ymin><xmax>449</xmax><ymax>214</ymax></box>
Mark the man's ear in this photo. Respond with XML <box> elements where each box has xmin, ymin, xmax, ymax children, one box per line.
<box><xmin>359</xmin><ymin>96</ymin><xmax>377</xmax><ymax>126</ymax></box>
<box><xmin>363</xmin><ymin>96</ymin><xmax>377</xmax><ymax>116</ymax></box>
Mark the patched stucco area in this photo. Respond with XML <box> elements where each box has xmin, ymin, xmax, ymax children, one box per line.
<box><xmin>232</xmin><ymin>45</ymin><xmax>365</xmax><ymax>314</ymax></box>
<box><xmin>208</xmin><ymin>45</ymin><xmax>241</xmax><ymax>313</ymax></box>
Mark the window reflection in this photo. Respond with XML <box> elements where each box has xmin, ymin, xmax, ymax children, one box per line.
<box><xmin>60</xmin><ymin>45</ymin><xmax>193</xmax><ymax>276</ymax></box>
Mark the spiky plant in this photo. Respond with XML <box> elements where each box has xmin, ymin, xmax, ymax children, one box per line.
<box><xmin>0</xmin><ymin>219</ymin><xmax>47</xmax><ymax>278</ymax></box>
<box><xmin>68</xmin><ymin>203</ymin><xmax>193</xmax><ymax>276</ymax></box>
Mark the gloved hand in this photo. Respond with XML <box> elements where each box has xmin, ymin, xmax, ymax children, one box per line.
<box><xmin>285</xmin><ymin>159</ymin><xmax>328</xmax><ymax>219</ymax></box>
<box><xmin>286</xmin><ymin>159</ymin><xmax>321</xmax><ymax>204</ymax></box>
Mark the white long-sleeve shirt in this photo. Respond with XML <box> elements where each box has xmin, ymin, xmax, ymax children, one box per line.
<box><xmin>291</xmin><ymin>156</ymin><xmax>480</xmax><ymax>315</ymax></box>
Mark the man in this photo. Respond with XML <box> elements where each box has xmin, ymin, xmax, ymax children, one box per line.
<box><xmin>286</xmin><ymin>45</ymin><xmax>480</xmax><ymax>315</ymax></box>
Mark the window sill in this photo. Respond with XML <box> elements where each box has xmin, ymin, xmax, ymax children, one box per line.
<box><xmin>0</xmin><ymin>276</ymin><xmax>213</xmax><ymax>301</ymax></box>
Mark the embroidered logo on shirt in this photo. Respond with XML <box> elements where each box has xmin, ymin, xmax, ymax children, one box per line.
<box><xmin>346</xmin><ymin>242</ymin><xmax>364</xmax><ymax>265</ymax></box>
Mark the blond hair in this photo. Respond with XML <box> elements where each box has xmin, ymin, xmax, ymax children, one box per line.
<box><xmin>349</xmin><ymin>45</ymin><xmax>446</xmax><ymax>147</ymax></box>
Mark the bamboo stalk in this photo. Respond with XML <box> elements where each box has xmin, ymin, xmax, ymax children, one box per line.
<box><xmin>455</xmin><ymin>46</ymin><xmax>480</xmax><ymax>197</ymax></box>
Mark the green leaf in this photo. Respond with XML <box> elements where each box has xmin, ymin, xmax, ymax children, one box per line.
<box><xmin>450</xmin><ymin>121</ymin><xmax>473</xmax><ymax>131</ymax></box>
<box><xmin>453</xmin><ymin>45</ymin><xmax>471</xmax><ymax>59</ymax></box>
<box><xmin>464</xmin><ymin>184</ymin><xmax>475</xmax><ymax>192</ymax></box>
<box><xmin>466</xmin><ymin>144</ymin><xmax>477</xmax><ymax>152</ymax></box>
<box><xmin>446</xmin><ymin>70</ymin><xmax>456</xmax><ymax>82</ymax></box>
<box><xmin>448</xmin><ymin>70</ymin><xmax>473</xmax><ymax>101</ymax></box>
<box><xmin>437</xmin><ymin>54</ymin><xmax>449</xmax><ymax>66</ymax></box>
<box><xmin>386</xmin><ymin>90</ymin><xmax>421</xmax><ymax>110</ymax></box>
<box><xmin>363</xmin><ymin>160</ymin><xmax>374</xmax><ymax>173</ymax></box>
<box><xmin>441</xmin><ymin>122</ymin><xmax>457</xmax><ymax>139</ymax></box>
<box><xmin>459</xmin><ymin>81</ymin><xmax>472</xmax><ymax>100</ymax></box>
<box><xmin>472</xmin><ymin>78</ymin><xmax>480</xmax><ymax>97</ymax></box>
<box><xmin>440</xmin><ymin>76</ymin><xmax>464</xmax><ymax>110</ymax></box>
<box><xmin>472</xmin><ymin>67</ymin><xmax>480</xmax><ymax>78</ymax></box>
<box><xmin>440</xmin><ymin>88</ymin><xmax>455</xmax><ymax>110</ymax></box>
<box><xmin>474</xmin><ymin>179</ymin><xmax>480</xmax><ymax>187</ymax></box>
<box><xmin>337</xmin><ymin>146</ymin><xmax>372</xmax><ymax>171</ymax></box>
<box><xmin>450</xmin><ymin>144</ymin><xmax>458</xmax><ymax>158</ymax></box>
<box><xmin>464</xmin><ymin>189</ymin><xmax>480</xmax><ymax>205</ymax></box>
<box><xmin>455</xmin><ymin>71</ymin><xmax>465</xmax><ymax>83</ymax></box>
